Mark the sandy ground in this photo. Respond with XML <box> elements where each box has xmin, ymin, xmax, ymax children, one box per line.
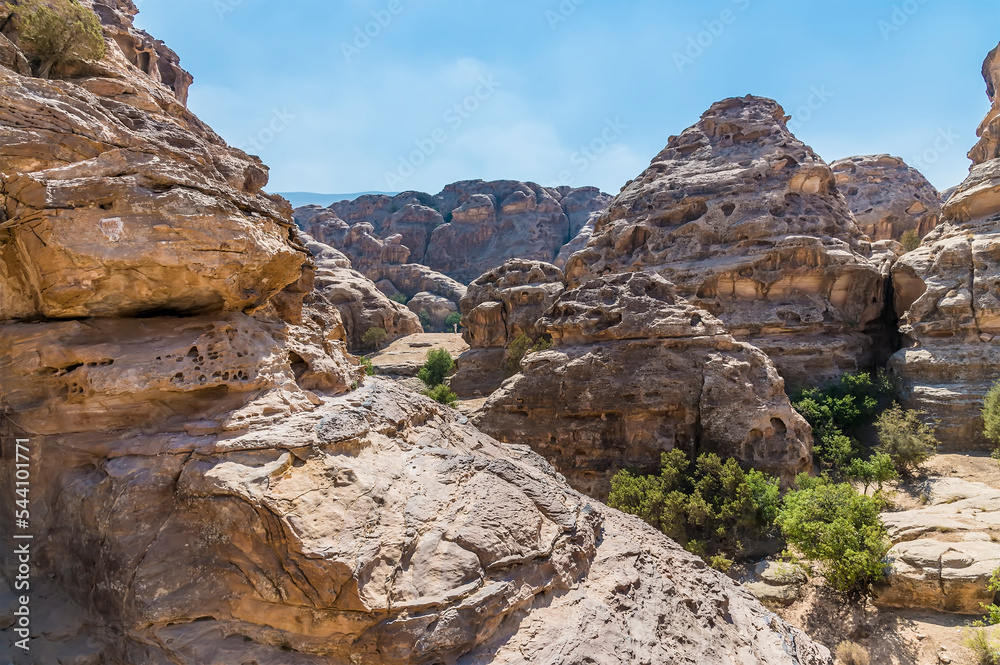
<box><xmin>771</xmin><ymin>453</ymin><xmax>1000</xmax><ymax>665</ymax></box>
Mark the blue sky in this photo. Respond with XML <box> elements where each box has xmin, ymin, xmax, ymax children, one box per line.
<box><xmin>134</xmin><ymin>0</ymin><xmax>1000</xmax><ymax>196</ymax></box>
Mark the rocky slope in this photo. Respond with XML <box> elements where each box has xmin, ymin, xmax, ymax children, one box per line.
<box><xmin>0</xmin><ymin>3</ymin><xmax>833</xmax><ymax>664</ymax></box>
<box><xmin>565</xmin><ymin>96</ymin><xmax>886</xmax><ymax>390</ymax></box>
<box><xmin>473</xmin><ymin>272</ymin><xmax>813</xmax><ymax>498</ymax></box>
<box><xmin>831</xmin><ymin>155</ymin><xmax>942</xmax><ymax>242</ymax></box>
<box><xmin>295</xmin><ymin>182</ymin><xmax>612</xmax><ymax>284</ymax></box>
<box><xmin>890</xmin><ymin>41</ymin><xmax>1000</xmax><ymax>449</ymax></box>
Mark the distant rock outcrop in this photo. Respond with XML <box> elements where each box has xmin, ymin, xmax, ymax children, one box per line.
<box><xmin>295</xmin><ymin>182</ymin><xmax>612</xmax><ymax>284</ymax></box>
<box><xmin>831</xmin><ymin>155</ymin><xmax>942</xmax><ymax>242</ymax></box>
<box><xmin>565</xmin><ymin>96</ymin><xmax>885</xmax><ymax>390</ymax></box>
<box><xmin>890</xmin><ymin>42</ymin><xmax>1000</xmax><ymax>449</ymax></box>
<box><xmin>474</xmin><ymin>272</ymin><xmax>814</xmax><ymax>498</ymax></box>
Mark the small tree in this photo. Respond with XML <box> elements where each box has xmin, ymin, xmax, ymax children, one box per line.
<box><xmin>361</xmin><ymin>327</ymin><xmax>388</xmax><ymax>350</ymax></box>
<box><xmin>17</xmin><ymin>0</ymin><xmax>107</xmax><ymax>79</ymax></box>
<box><xmin>417</xmin><ymin>348</ymin><xmax>455</xmax><ymax>387</ymax></box>
<box><xmin>418</xmin><ymin>308</ymin><xmax>433</xmax><ymax>332</ymax></box>
<box><xmin>875</xmin><ymin>403</ymin><xmax>937</xmax><ymax>476</ymax></box>
<box><xmin>984</xmin><ymin>380</ymin><xmax>1000</xmax><ymax>447</ymax></box>
<box><xmin>776</xmin><ymin>476</ymin><xmax>890</xmax><ymax>595</ymax></box>
<box><xmin>423</xmin><ymin>383</ymin><xmax>458</xmax><ymax>407</ymax></box>
<box><xmin>389</xmin><ymin>292</ymin><xmax>409</xmax><ymax>305</ymax></box>
<box><xmin>445</xmin><ymin>312</ymin><xmax>462</xmax><ymax>332</ymax></box>
<box><xmin>900</xmin><ymin>229</ymin><xmax>921</xmax><ymax>253</ymax></box>
<box><xmin>845</xmin><ymin>453</ymin><xmax>898</xmax><ymax>495</ymax></box>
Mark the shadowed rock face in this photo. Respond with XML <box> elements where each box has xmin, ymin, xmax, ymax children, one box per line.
<box><xmin>295</xmin><ymin>182</ymin><xmax>612</xmax><ymax>284</ymax></box>
<box><xmin>0</xmin><ymin>5</ymin><xmax>834</xmax><ymax>665</ymax></box>
<box><xmin>831</xmin><ymin>155</ymin><xmax>942</xmax><ymax>242</ymax></box>
<box><xmin>565</xmin><ymin>96</ymin><xmax>885</xmax><ymax>390</ymax></box>
<box><xmin>474</xmin><ymin>272</ymin><xmax>814</xmax><ymax>498</ymax></box>
<box><xmin>890</xmin><ymin>42</ymin><xmax>1000</xmax><ymax>450</ymax></box>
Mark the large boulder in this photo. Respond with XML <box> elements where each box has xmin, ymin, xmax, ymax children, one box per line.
<box><xmin>890</xmin><ymin>41</ymin><xmax>1000</xmax><ymax>449</ymax></box>
<box><xmin>830</xmin><ymin>155</ymin><xmax>942</xmax><ymax>242</ymax></box>
<box><xmin>474</xmin><ymin>272</ymin><xmax>814</xmax><ymax>498</ymax></box>
<box><xmin>565</xmin><ymin>96</ymin><xmax>885</xmax><ymax>390</ymax></box>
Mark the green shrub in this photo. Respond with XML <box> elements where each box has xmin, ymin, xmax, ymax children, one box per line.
<box><xmin>608</xmin><ymin>450</ymin><xmax>781</xmax><ymax>562</ymax></box>
<box><xmin>17</xmin><ymin>0</ymin><xmax>107</xmax><ymax>79</ymax></box>
<box><xmin>984</xmin><ymin>380</ymin><xmax>1000</xmax><ymax>447</ymax></box>
<box><xmin>979</xmin><ymin>569</ymin><xmax>1000</xmax><ymax>626</ymax></box>
<box><xmin>967</xmin><ymin>628</ymin><xmax>1000</xmax><ymax>665</ymax></box>
<box><xmin>417</xmin><ymin>348</ymin><xmax>455</xmax><ymax>387</ymax></box>
<box><xmin>844</xmin><ymin>452</ymin><xmax>898</xmax><ymax>495</ymax></box>
<box><xmin>776</xmin><ymin>475</ymin><xmax>890</xmax><ymax>595</ymax></box>
<box><xmin>445</xmin><ymin>312</ymin><xmax>462</xmax><ymax>331</ymax></box>
<box><xmin>900</xmin><ymin>229</ymin><xmax>921</xmax><ymax>253</ymax></box>
<box><xmin>793</xmin><ymin>371</ymin><xmax>895</xmax><ymax>471</ymax></box>
<box><xmin>358</xmin><ymin>357</ymin><xmax>376</xmax><ymax>376</ymax></box>
<box><xmin>418</xmin><ymin>308</ymin><xmax>433</xmax><ymax>332</ymax></box>
<box><xmin>423</xmin><ymin>383</ymin><xmax>458</xmax><ymax>407</ymax></box>
<box><xmin>361</xmin><ymin>327</ymin><xmax>388</xmax><ymax>350</ymax></box>
<box><xmin>389</xmin><ymin>292</ymin><xmax>409</xmax><ymax>305</ymax></box>
<box><xmin>834</xmin><ymin>641</ymin><xmax>870</xmax><ymax>665</ymax></box>
<box><xmin>874</xmin><ymin>403</ymin><xmax>937</xmax><ymax>476</ymax></box>
<box><xmin>502</xmin><ymin>333</ymin><xmax>552</xmax><ymax>375</ymax></box>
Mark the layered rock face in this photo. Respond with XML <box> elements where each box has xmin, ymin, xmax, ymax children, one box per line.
<box><xmin>451</xmin><ymin>260</ymin><xmax>566</xmax><ymax>397</ymax></box>
<box><xmin>0</xmin><ymin>5</ymin><xmax>834</xmax><ymax>664</ymax></box>
<box><xmin>565</xmin><ymin>96</ymin><xmax>885</xmax><ymax>389</ymax></box>
<box><xmin>295</xmin><ymin>182</ymin><xmax>612</xmax><ymax>284</ymax></box>
<box><xmin>474</xmin><ymin>272</ymin><xmax>813</xmax><ymax>498</ymax></box>
<box><xmin>831</xmin><ymin>154</ymin><xmax>942</xmax><ymax>242</ymax></box>
<box><xmin>890</xmin><ymin>42</ymin><xmax>1000</xmax><ymax>449</ymax></box>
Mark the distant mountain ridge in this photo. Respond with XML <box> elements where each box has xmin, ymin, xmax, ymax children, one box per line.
<box><xmin>277</xmin><ymin>191</ymin><xmax>399</xmax><ymax>207</ymax></box>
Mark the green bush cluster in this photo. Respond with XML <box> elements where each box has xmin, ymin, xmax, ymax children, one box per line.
<box><xmin>608</xmin><ymin>450</ymin><xmax>780</xmax><ymax>566</ymax></box>
<box><xmin>967</xmin><ymin>628</ymin><xmax>1000</xmax><ymax>665</ymax></box>
<box><xmin>389</xmin><ymin>292</ymin><xmax>409</xmax><ymax>305</ymax></box>
<box><xmin>502</xmin><ymin>333</ymin><xmax>553</xmax><ymax>375</ymax></box>
<box><xmin>418</xmin><ymin>349</ymin><xmax>458</xmax><ymax>406</ymax></box>
<box><xmin>900</xmin><ymin>229</ymin><xmax>921</xmax><ymax>253</ymax></box>
<box><xmin>777</xmin><ymin>474</ymin><xmax>890</xmax><ymax>595</ymax></box>
<box><xmin>984</xmin><ymin>380</ymin><xmax>1000</xmax><ymax>447</ymax></box>
<box><xmin>610</xmin><ymin>453</ymin><xmax>891</xmax><ymax>595</ymax></box>
<box><xmin>873</xmin><ymin>404</ymin><xmax>937</xmax><ymax>476</ymax></box>
<box><xmin>362</xmin><ymin>327</ymin><xmax>388</xmax><ymax>350</ymax></box>
<box><xmin>793</xmin><ymin>371</ymin><xmax>895</xmax><ymax>470</ymax></box>
<box><xmin>418</xmin><ymin>309</ymin><xmax>433</xmax><ymax>332</ymax></box>
<box><xmin>445</xmin><ymin>312</ymin><xmax>462</xmax><ymax>331</ymax></box>
<box><xmin>17</xmin><ymin>0</ymin><xmax>107</xmax><ymax>79</ymax></box>
<box><xmin>358</xmin><ymin>357</ymin><xmax>376</xmax><ymax>376</ymax></box>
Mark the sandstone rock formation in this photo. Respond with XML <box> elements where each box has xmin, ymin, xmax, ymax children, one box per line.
<box><xmin>369</xmin><ymin>333</ymin><xmax>469</xmax><ymax>378</ymax></box>
<box><xmin>565</xmin><ymin>96</ymin><xmax>885</xmax><ymax>389</ymax></box>
<box><xmin>890</xmin><ymin>42</ymin><xmax>1000</xmax><ymax>449</ymax></box>
<box><xmin>876</xmin><ymin>478</ymin><xmax>1000</xmax><ymax>614</ymax></box>
<box><xmin>295</xmin><ymin>182</ymin><xmax>612</xmax><ymax>284</ymax></box>
<box><xmin>831</xmin><ymin>155</ymin><xmax>942</xmax><ymax>242</ymax></box>
<box><xmin>303</xmin><ymin>237</ymin><xmax>423</xmax><ymax>350</ymax></box>
<box><xmin>407</xmin><ymin>291</ymin><xmax>458</xmax><ymax>331</ymax></box>
<box><xmin>474</xmin><ymin>272</ymin><xmax>813</xmax><ymax>498</ymax></box>
<box><xmin>0</xmin><ymin>5</ymin><xmax>834</xmax><ymax>664</ymax></box>
<box><xmin>451</xmin><ymin>260</ymin><xmax>566</xmax><ymax>398</ymax></box>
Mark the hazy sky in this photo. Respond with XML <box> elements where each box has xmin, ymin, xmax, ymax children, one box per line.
<box><xmin>134</xmin><ymin>0</ymin><xmax>999</xmax><ymax>196</ymax></box>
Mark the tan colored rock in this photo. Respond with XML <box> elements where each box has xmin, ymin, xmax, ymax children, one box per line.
<box><xmin>890</xmin><ymin>42</ymin><xmax>1000</xmax><ymax>449</ymax></box>
<box><xmin>296</xmin><ymin>182</ymin><xmax>612</xmax><ymax>284</ymax></box>
<box><xmin>831</xmin><ymin>154</ymin><xmax>942</xmax><ymax>242</ymax></box>
<box><xmin>565</xmin><ymin>96</ymin><xmax>885</xmax><ymax>389</ymax></box>
<box><xmin>407</xmin><ymin>291</ymin><xmax>459</xmax><ymax>331</ymax></box>
<box><xmin>369</xmin><ymin>333</ymin><xmax>469</xmax><ymax>377</ymax></box>
<box><xmin>744</xmin><ymin>562</ymin><xmax>808</xmax><ymax>607</ymax></box>
<box><xmin>475</xmin><ymin>272</ymin><xmax>813</xmax><ymax>498</ymax></box>
<box><xmin>452</xmin><ymin>260</ymin><xmax>565</xmax><ymax>397</ymax></box>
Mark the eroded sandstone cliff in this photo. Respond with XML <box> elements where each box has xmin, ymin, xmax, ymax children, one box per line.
<box><xmin>890</xmin><ymin>41</ymin><xmax>1000</xmax><ymax>449</ymax></box>
<box><xmin>565</xmin><ymin>96</ymin><xmax>885</xmax><ymax>390</ymax></box>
